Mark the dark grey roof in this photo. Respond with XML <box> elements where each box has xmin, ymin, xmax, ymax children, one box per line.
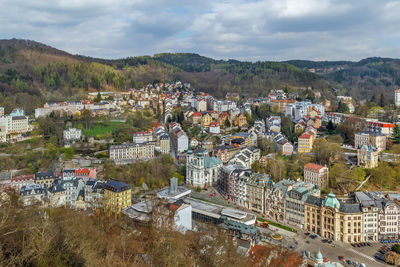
<box><xmin>12</xmin><ymin>116</ymin><xmax>27</xmax><ymax>120</ymax></box>
<box><xmin>339</xmin><ymin>203</ymin><xmax>362</xmax><ymax>213</ymax></box>
<box><xmin>104</xmin><ymin>179</ymin><xmax>130</xmax><ymax>192</ymax></box>
<box><xmin>305</xmin><ymin>195</ymin><xmax>323</xmax><ymax>207</ymax></box>
<box><xmin>35</xmin><ymin>172</ymin><xmax>56</xmax><ymax>180</ymax></box>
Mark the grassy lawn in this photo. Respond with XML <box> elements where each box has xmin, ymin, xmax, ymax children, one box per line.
<box><xmin>82</xmin><ymin>121</ymin><xmax>127</xmax><ymax>138</ymax></box>
<box><xmin>256</xmin><ymin>217</ymin><xmax>297</xmax><ymax>233</ymax></box>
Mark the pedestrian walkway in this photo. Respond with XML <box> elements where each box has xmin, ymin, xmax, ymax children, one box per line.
<box><xmin>349</xmin><ymin>248</ymin><xmax>385</xmax><ymax>266</ymax></box>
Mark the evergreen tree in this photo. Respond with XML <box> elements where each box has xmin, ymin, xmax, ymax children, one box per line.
<box><xmin>326</xmin><ymin>120</ymin><xmax>335</xmax><ymax>133</ymax></box>
<box><xmin>392</xmin><ymin>125</ymin><xmax>400</xmax><ymax>144</ymax></box>
<box><xmin>379</xmin><ymin>93</ymin><xmax>385</xmax><ymax>107</ymax></box>
<box><xmin>337</xmin><ymin>101</ymin><xmax>349</xmax><ymax>113</ymax></box>
<box><xmin>95</xmin><ymin>92</ymin><xmax>102</xmax><ymax>102</ymax></box>
<box><xmin>225</xmin><ymin>118</ymin><xmax>231</xmax><ymax>128</ymax></box>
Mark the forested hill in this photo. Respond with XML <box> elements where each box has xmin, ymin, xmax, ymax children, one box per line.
<box><xmin>0</xmin><ymin>38</ymin><xmax>399</xmax><ymax>114</ymax></box>
<box><xmin>287</xmin><ymin>57</ymin><xmax>400</xmax><ymax>100</ymax></box>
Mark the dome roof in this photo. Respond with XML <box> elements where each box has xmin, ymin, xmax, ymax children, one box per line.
<box><xmin>323</xmin><ymin>192</ymin><xmax>340</xmax><ymax>209</ymax></box>
<box><xmin>316</xmin><ymin>249</ymin><xmax>323</xmax><ymax>260</ymax></box>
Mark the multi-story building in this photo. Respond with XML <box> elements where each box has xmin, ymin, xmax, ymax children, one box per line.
<box><xmin>355</xmin><ymin>191</ymin><xmax>379</xmax><ymax>242</ymax></box>
<box><xmin>60</xmin><ymin>178</ymin><xmax>84</xmax><ymax>208</ymax></box>
<box><xmin>0</xmin><ymin>126</ymin><xmax>6</xmax><ymax>142</ymax></box>
<box><xmin>246</xmin><ymin>173</ymin><xmax>270</xmax><ymax>214</ymax></box>
<box><xmin>20</xmin><ymin>184</ymin><xmax>47</xmax><ymax>206</ymax></box>
<box><xmin>357</xmin><ymin>145</ymin><xmax>379</xmax><ymax>168</ymax></box>
<box><xmin>355</xmin><ymin>131</ymin><xmax>386</xmax><ymax>152</ymax></box>
<box><xmin>234</xmin><ymin>113</ymin><xmax>247</xmax><ymax>128</ymax></box>
<box><xmin>297</xmin><ymin>133</ymin><xmax>315</xmax><ymax>153</ymax></box>
<box><xmin>368</xmin><ymin>121</ymin><xmax>395</xmax><ymax>136</ymax></box>
<box><xmin>303</xmin><ymin>163</ymin><xmax>329</xmax><ymax>189</ymax></box>
<box><xmin>304</xmin><ymin>192</ymin><xmax>363</xmax><ymax>243</ymax></box>
<box><xmin>63</xmin><ymin>128</ymin><xmax>82</xmax><ymax>144</ymax></box>
<box><xmin>277</xmin><ymin>139</ymin><xmax>294</xmax><ymax>155</ymax></box>
<box><xmin>109</xmin><ymin>142</ymin><xmax>155</xmax><ymax>162</ymax></box>
<box><xmin>378</xmin><ymin>200</ymin><xmax>400</xmax><ymax>240</ymax></box>
<box><xmin>286</xmin><ymin>101</ymin><xmax>325</xmax><ymax>122</ymax></box>
<box><xmin>209</xmin><ymin>121</ymin><xmax>220</xmax><ymax>134</ymax></box>
<box><xmin>228</xmin><ymin>147</ymin><xmax>261</xmax><ymax>169</ymax></box>
<box><xmin>0</xmin><ymin>115</ymin><xmax>29</xmax><ymax>134</ymax></box>
<box><xmin>201</xmin><ymin>113</ymin><xmax>212</xmax><ymax>128</ymax></box>
<box><xmin>213</xmin><ymin>145</ymin><xmax>240</xmax><ymax>163</ymax></box>
<box><xmin>194</xmin><ymin>98</ymin><xmax>207</xmax><ymax>112</ymax></box>
<box><xmin>265</xmin><ymin>179</ymin><xmax>295</xmax><ymax>221</ymax></box>
<box><xmin>133</xmin><ymin>131</ymin><xmax>153</xmax><ymax>144</ymax></box>
<box><xmin>285</xmin><ymin>182</ymin><xmax>320</xmax><ymax>228</ymax></box>
<box><xmin>186</xmin><ymin>149</ymin><xmax>222</xmax><ymax>188</ymax></box>
<box><xmin>218</xmin><ymin>164</ymin><xmax>251</xmax><ymax>206</ymax></box>
<box><xmin>396</xmin><ymin>88</ymin><xmax>400</xmax><ymax>108</ymax></box>
<box><xmin>169</xmin><ymin>122</ymin><xmax>188</xmax><ymax>153</ymax></box>
<box><xmin>218</xmin><ymin>112</ymin><xmax>231</xmax><ymax>127</ymax></box>
<box><xmin>190</xmin><ymin>112</ymin><xmax>202</xmax><ymax>124</ymax></box>
<box><xmin>104</xmin><ymin>179</ymin><xmax>132</xmax><ymax>214</ymax></box>
<box><xmin>35</xmin><ymin>172</ymin><xmax>58</xmax><ymax>188</ymax></box>
<box><xmin>153</xmin><ymin>125</ymin><xmax>170</xmax><ymax>154</ymax></box>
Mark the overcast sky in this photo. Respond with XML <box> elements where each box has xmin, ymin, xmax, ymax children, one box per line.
<box><xmin>1</xmin><ymin>0</ymin><xmax>399</xmax><ymax>61</ymax></box>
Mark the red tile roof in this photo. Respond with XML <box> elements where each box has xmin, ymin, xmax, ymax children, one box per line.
<box><xmin>304</xmin><ymin>163</ymin><xmax>324</xmax><ymax>170</ymax></box>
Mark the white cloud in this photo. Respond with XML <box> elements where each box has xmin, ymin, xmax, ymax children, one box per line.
<box><xmin>0</xmin><ymin>0</ymin><xmax>399</xmax><ymax>60</ymax></box>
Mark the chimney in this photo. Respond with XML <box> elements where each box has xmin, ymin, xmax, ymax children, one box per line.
<box><xmin>169</xmin><ymin>177</ymin><xmax>178</xmax><ymax>194</ymax></box>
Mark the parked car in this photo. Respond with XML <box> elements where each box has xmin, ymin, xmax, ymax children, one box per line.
<box><xmin>322</xmin><ymin>239</ymin><xmax>328</xmax><ymax>243</ymax></box>
<box><xmin>338</xmin><ymin>256</ymin><xmax>344</xmax><ymax>261</ymax></box>
<box><xmin>346</xmin><ymin>259</ymin><xmax>352</xmax><ymax>265</ymax></box>
<box><xmin>310</xmin><ymin>234</ymin><xmax>318</xmax><ymax>239</ymax></box>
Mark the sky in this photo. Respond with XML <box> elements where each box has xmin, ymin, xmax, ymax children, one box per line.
<box><xmin>1</xmin><ymin>0</ymin><xmax>399</xmax><ymax>61</ymax></box>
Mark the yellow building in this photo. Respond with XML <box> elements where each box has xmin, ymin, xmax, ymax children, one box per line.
<box><xmin>304</xmin><ymin>192</ymin><xmax>363</xmax><ymax>243</ymax></box>
<box><xmin>234</xmin><ymin>113</ymin><xmax>247</xmax><ymax>128</ymax></box>
<box><xmin>201</xmin><ymin>113</ymin><xmax>213</xmax><ymax>127</ymax></box>
<box><xmin>104</xmin><ymin>179</ymin><xmax>132</xmax><ymax>214</ymax></box>
<box><xmin>297</xmin><ymin>133</ymin><xmax>315</xmax><ymax>153</ymax></box>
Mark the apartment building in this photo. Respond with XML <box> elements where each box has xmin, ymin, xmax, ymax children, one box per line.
<box><xmin>133</xmin><ymin>131</ymin><xmax>153</xmax><ymax>144</ymax></box>
<box><xmin>285</xmin><ymin>183</ymin><xmax>320</xmax><ymax>228</ymax></box>
<box><xmin>355</xmin><ymin>131</ymin><xmax>386</xmax><ymax>152</ymax></box>
<box><xmin>104</xmin><ymin>179</ymin><xmax>132</xmax><ymax>214</ymax></box>
<box><xmin>109</xmin><ymin>142</ymin><xmax>155</xmax><ymax>161</ymax></box>
<box><xmin>63</xmin><ymin>128</ymin><xmax>82</xmax><ymax>144</ymax></box>
<box><xmin>303</xmin><ymin>163</ymin><xmax>329</xmax><ymax>189</ymax></box>
<box><xmin>298</xmin><ymin>133</ymin><xmax>315</xmax><ymax>153</ymax></box>
<box><xmin>357</xmin><ymin>145</ymin><xmax>379</xmax><ymax>168</ymax></box>
<box><xmin>246</xmin><ymin>173</ymin><xmax>270</xmax><ymax>214</ymax></box>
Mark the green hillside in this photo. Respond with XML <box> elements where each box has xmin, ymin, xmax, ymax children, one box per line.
<box><xmin>1</xmin><ymin>38</ymin><xmax>399</xmax><ymax>114</ymax></box>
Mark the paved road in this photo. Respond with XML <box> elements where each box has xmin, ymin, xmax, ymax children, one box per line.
<box><xmin>295</xmin><ymin>229</ymin><xmax>389</xmax><ymax>267</ymax></box>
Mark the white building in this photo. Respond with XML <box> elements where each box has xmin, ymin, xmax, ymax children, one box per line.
<box><xmin>194</xmin><ymin>98</ymin><xmax>207</xmax><ymax>112</ymax></box>
<box><xmin>133</xmin><ymin>131</ymin><xmax>153</xmax><ymax>144</ymax></box>
<box><xmin>63</xmin><ymin>128</ymin><xmax>82</xmax><ymax>143</ymax></box>
<box><xmin>186</xmin><ymin>149</ymin><xmax>222</xmax><ymax>188</ymax></box>
<box><xmin>285</xmin><ymin>101</ymin><xmax>325</xmax><ymax>122</ymax></box>
<box><xmin>395</xmin><ymin>88</ymin><xmax>400</xmax><ymax>108</ymax></box>
<box><xmin>209</xmin><ymin>121</ymin><xmax>220</xmax><ymax>134</ymax></box>
<box><xmin>0</xmin><ymin>115</ymin><xmax>29</xmax><ymax>134</ymax></box>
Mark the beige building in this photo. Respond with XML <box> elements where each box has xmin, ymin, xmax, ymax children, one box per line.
<box><xmin>0</xmin><ymin>126</ymin><xmax>6</xmax><ymax>142</ymax></box>
<box><xmin>355</xmin><ymin>131</ymin><xmax>386</xmax><ymax>152</ymax></box>
<box><xmin>303</xmin><ymin>163</ymin><xmax>329</xmax><ymax>189</ymax></box>
<box><xmin>109</xmin><ymin>142</ymin><xmax>155</xmax><ymax>161</ymax></box>
<box><xmin>357</xmin><ymin>145</ymin><xmax>379</xmax><ymax>168</ymax></box>
<box><xmin>304</xmin><ymin>192</ymin><xmax>363</xmax><ymax>243</ymax></box>
<box><xmin>246</xmin><ymin>173</ymin><xmax>270</xmax><ymax>214</ymax></box>
<box><xmin>298</xmin><ymin>133</ymin><xmax>315</xmax><ymax>153</ymax></box>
